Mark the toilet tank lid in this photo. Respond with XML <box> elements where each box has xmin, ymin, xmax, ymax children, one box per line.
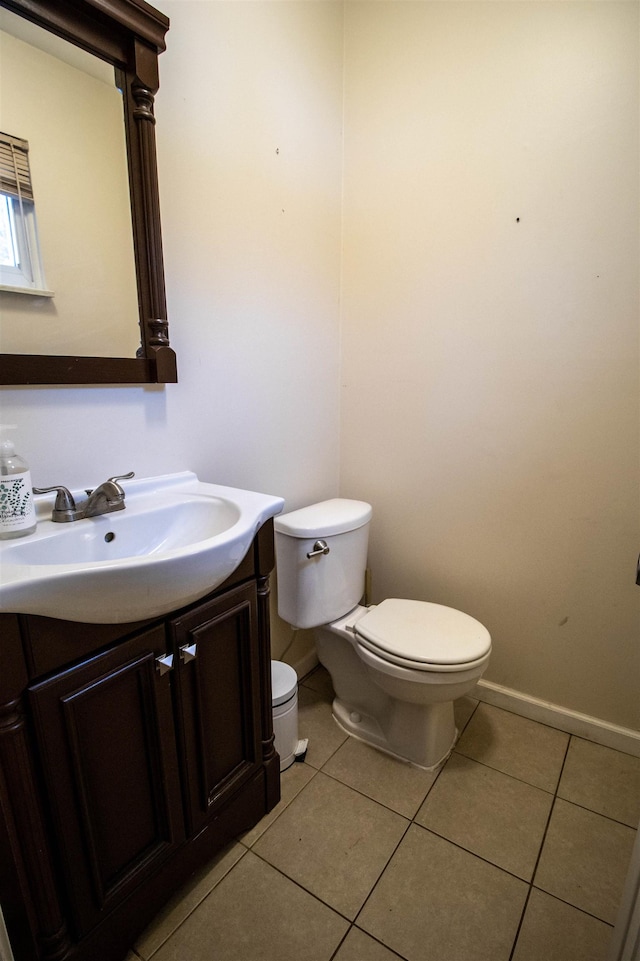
<box><xmin>274</xmin><ymin>498</ymin><xmax>372</xmax><ymax>538</ymax></box>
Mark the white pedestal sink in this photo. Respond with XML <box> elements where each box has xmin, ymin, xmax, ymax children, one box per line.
<box><xmin>0</xmin><ymin>472</ymin><xmax>284</xmax><ymax>623</ymax></box>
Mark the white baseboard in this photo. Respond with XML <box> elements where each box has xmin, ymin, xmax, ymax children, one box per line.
<box><xmin>475</xmin><ymin>679</ymin><xmax>640</xmax><ymax>758</ymax></box>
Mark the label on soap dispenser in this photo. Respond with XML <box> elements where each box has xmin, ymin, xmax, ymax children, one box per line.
<box><xmin>0</xmin><ymin>470</ymin><xmax>35</xmax><ymax>533</ymax></box>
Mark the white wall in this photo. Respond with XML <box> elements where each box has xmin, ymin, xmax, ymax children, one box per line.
<box><xmin>340</xmin><ymin>1</ymin><xmax>639</xmax><ymax>731</ymax></box>
<box><xmin>0</xmin><ymin>3</ymin><xmax>343</xmax><ymax>523</ymax></box>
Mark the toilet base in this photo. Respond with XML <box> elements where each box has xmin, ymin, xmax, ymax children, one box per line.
<box><xmin>331</xmin><ymin>695</ymin><xmax>458</xmax><ymax>771</ymax></box>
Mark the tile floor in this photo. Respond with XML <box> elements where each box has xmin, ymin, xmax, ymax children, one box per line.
<box><xmin>127</xmin><ymin>667</ymin><xmax>640</xmax><ymax>961</ymax></box>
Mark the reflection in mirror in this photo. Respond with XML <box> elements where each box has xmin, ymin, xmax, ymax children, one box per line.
<box><xmin>0</xmin><ymin>7</ymin><xmax>140</xmax><ymax>358</ymax></box>
<box><xmin>0</xmin><ymin>131</ymin><xmax>50</xmax><ymax>294</ymax></box>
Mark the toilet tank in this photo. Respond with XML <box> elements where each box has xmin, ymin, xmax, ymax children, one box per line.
<box><xmin>274</xmin><ymin>499</ymin><xmax>372</xmax><ymax>629</ymax></box>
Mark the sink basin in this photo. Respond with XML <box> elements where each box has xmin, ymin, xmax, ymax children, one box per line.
<box><xmin>0</xmin><ymin>472</ymin><xmax>284</xmax><ymax>623</ymax></box>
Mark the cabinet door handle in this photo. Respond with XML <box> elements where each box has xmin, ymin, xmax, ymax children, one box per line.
<box><xmin>179</xmin><ymin>643</ymin><xmax>197</xmax><ymax>664</ymax></box>
<box><xmin>155</xmin><ymin>653</ymin><xmax>174</xmax><ymax>676</ymax></box>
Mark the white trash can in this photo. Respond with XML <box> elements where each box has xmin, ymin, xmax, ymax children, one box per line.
<box><xmin>271</xmin><ymin>661</ymin><xmax>304</xmax><ymax>771</ymax></box>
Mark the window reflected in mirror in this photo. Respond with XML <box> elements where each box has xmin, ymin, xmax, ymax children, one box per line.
<box><xmin>0</xmin><ymin>131</ymin><xmax>51</xmax><ymax>295</ymax></box>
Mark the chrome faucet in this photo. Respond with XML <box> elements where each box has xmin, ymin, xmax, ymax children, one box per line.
<box><xmin>34</xmin><ymin>472</ymin><xmax>135</xmax><ymax>523</ymax></box>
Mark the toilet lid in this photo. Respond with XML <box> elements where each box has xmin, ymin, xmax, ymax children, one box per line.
<box><xmin>354</xmin><ymin>598</ymin><xmax>491</xmax><ymax>667</ymax></box>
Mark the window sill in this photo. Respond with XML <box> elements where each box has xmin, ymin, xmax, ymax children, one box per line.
<box><xmin>0</xmin><ymin>284</ymin><xmax>54</xmax><ymax>297</ymax></box>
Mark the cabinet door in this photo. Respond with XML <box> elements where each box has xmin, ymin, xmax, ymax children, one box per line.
<box><xmin>28</xmin><ymin>626</ymin><xmax>185</xmax><ymax>938</ymax></box>
<box><xmin>170</xmin><ymin>583</ymin><xmax>262</xmax><ymax>835</ymax></box>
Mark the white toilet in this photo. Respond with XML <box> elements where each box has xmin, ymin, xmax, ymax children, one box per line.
<box><xmin>274</xmin><ymin>499</ymin><xmax>491</xmax><ymax>769</ymax></box>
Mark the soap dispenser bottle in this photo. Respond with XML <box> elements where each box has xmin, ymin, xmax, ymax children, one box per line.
<box><xmin>0</xmin><ymin>425</ymin><xmax>36</xmax><ymax>539</ymax></box>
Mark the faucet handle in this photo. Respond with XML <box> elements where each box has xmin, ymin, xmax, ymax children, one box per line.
<box><xmin>106</xmin><ymin>471</ymin><xmax>135</xmax><ymax>493</ymax></box>
<box><xmin>32</xmin><ymin>485</ymin><xmax>78</xmax><ymax>522</ymax></box>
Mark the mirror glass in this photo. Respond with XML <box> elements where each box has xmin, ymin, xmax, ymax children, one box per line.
<box><xmin>0</xmin><ymin>7</ymin><xmax>140</xmax><ymax>358</ymax></box>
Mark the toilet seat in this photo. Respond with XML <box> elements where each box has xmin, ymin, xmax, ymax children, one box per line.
<box><xmin>354</xmin><ymin>598</ymin><xmax>491</xmax><ymax>673</ymax></box>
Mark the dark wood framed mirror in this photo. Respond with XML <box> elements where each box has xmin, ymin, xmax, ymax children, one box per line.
<box><xmin>0</xmin><ymin>0</ymin><xmax>177</xmax><ymax>385</ymax></box>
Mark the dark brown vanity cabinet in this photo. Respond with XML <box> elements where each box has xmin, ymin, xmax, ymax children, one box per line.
<box><xmin>28</xmin><ymin>624</ymin><xmax>186</xmax><ymax>939</ymax></box>
<box><xmin>170</xmin><ymin>583</ymin><xmax>263</xmax><ymax>837</ymax></box>
<box><xmin>0</xmin><ymin>523</ymin><xmax>280</xmax><ymax>961</ymax></box>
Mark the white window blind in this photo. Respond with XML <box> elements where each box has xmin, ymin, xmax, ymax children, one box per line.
<box><xmin>0</xmin><ymin>133</ymin><xmax>34</xmax><ymax>202</ymax></box>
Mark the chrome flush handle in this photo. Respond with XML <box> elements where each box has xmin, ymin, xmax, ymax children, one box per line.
<box><xmin>307</xmin><ymin>539</ymin><xmax>330</xmax><ymax>559</ymax></box>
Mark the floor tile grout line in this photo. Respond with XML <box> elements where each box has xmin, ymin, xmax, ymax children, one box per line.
<box><xmin>188</xmin><ymin>844</ymin><xmax>395</xmax><ymax>961</ymax></box>
<box><xmin>327</xmin><ymin>927</ymin><xmax>350</xmax><ymax>961</ymax></box>
<box><xmin>458</xmin><ymin>696</ymin><xmax>481</xmax><ymax>735</ymax></box>
<box><xmin>342</xmin><ymin>714</ymin><xmax>453</xmax><ymax>926</ymax></box>
<box><xmin>471</xmin><ymin>701</ymin><xmax>640</xmax><ymax>763</ymax></box>
<box><xmin>141</xmin><ymin>691</ymin><xmax>340</xmax><ymax>956</ymax></box>
<box><xmin>251</xmin><ymin>761</ymin><xmax>420</xmax><ymax>930</ymax></box>
<box><xmin>507</xmin><ymin>732</ymin><xmax>573</xmax><ymax>961</ymax></box>
<box><xmin>146</xmin><ymin>778</ymin><xmax>405</xmax><ymax>961</ymax></box>
<box><xmin>346</xmin><ymin>809</ymin><xmax>543</xmax><ymax>959</ymax></box>
<box><xmin>315</xmin><ymin>707</ymin><xmax>458</xmax><ymax>818</ymax></box>
<box><xmin>317</xmin><ymin>763</ymin><xmax>435</xmax><ymax>821</ymax></box>
<box><xmin>554</xmin><ymin>793</ymin><xmax>640</xmax><ymax>831</ymax></box>
<box><xmin>474</xmin><ymin>698</ymin><xmax>581</xmax><ymax>738</ymax></box>
<box><xmin>310</xmin><ymin>729</ymin><xmax>350</xmax><ymax>769</ymax></box>
<box><xmin>138</xmin><ymin>844</ymin><xmax>253</xmax><ymax>960</ymax></box>
<box><xmin>452</xmin><ymin>738</ymin><xmax>638</xmax><ymax>826</ymax></box>
<box><xmin>248</xmin><ymin>844</ymin><xmax>363</xmax><ymax>927</ymax></box>
<box><xmin>238</xmin><ymin>765</ymin><xmax>326</xmax><ymax>857</ymax></box>
<box><xmin>407</xmin><ymin>820</ymin><xmax>537</xmax><ymax>887</ymax></box>
<box><xmin>246</xmin><ymin>755</ymin><xmax>421</xmax><ymax>937</ymax></box>
<box><xmin>352</xmin><ymin>922</ymin><xmax>411</xmax><ymax>961</ymax></box>
<box><xmin>327</xmin><ymin>923</ymin><xmax>411</xmax><ymax>961</ymax></box>
<box><xmin>452</xmin><ymin>747</ymin><xmax>563</xmax><ymax>796</ymax></box>
<box><xmin>351</xmin><ymin>814</ymin><xmax>416</xmax><ymax>929</ymax></box>
<box><xmin>507</xmin><ymin>884</ymin><xmax>534</xmax><ymax>961</ymax></box>
<box><xmin>566</xmin><ymin>731</ymin><xmax>640</xmax><ymax>762</ymax></box>
<box><xmin>309</xmin><ymin>749</ymin><xmax>552</xmax><ymax>910</ymax></box>
<box><xmin>528</xmin><ymin>883</ymin><xmax>616</xmax><ymax>929</ymax></box>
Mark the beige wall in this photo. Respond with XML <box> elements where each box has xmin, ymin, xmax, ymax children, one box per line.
<box><xmin>340</xmin><ymin>1</ymin><xmax>639</xmax><ymax>730</ymax></box>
